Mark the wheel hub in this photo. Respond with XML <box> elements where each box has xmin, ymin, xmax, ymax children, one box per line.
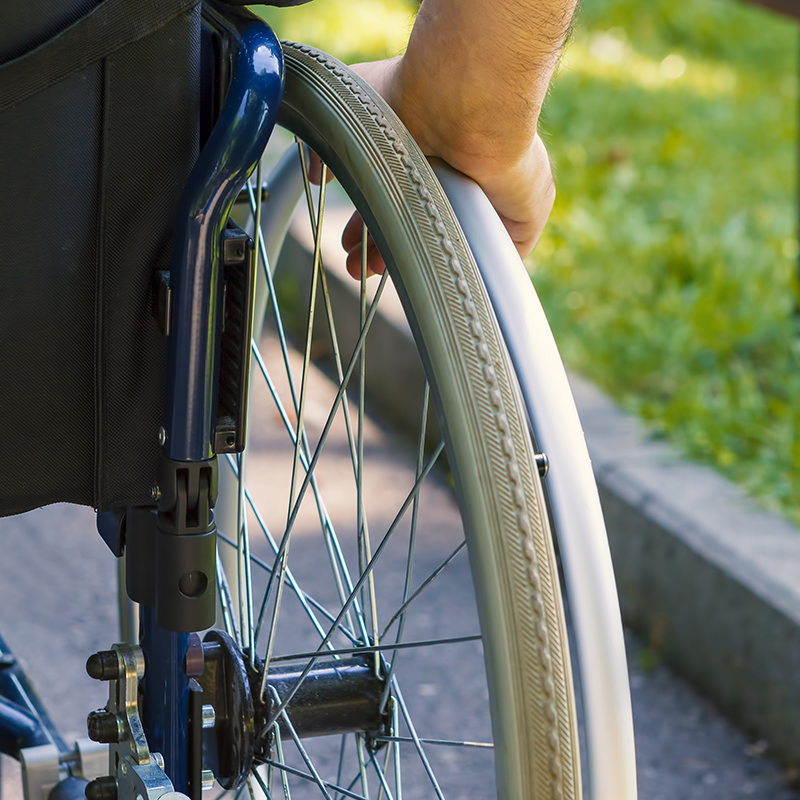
<box><xmin>197</xmin><ymin>630</ymin><xmax>390</xmax><ymax>790</ymax></box>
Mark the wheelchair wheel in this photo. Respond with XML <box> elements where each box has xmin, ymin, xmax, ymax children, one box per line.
<box><xmin>214</xmin><ymin>42</ymin><xmax>581</xmax><ymax>800</ymax></box>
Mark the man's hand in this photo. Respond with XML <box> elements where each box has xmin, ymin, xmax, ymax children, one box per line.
<box><xmin>313</xmin><ymin>0</ymin><xmax>576</xmax><ymax>278</ymax></box>
<box><xmin>351</xmin><ymin>58</ymin><xmax>556</xmax><ymax>262</ymax></box>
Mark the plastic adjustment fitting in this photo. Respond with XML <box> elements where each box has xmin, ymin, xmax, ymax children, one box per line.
<box><xmin>85</xmin><ymin>775</ymin><xmax>118</xmax><ymax>800</ymax></box>
<box><xmin>86</xmin><ymin>650</ymin><xmax>121</xmax><ymax>682</ymax></box>
<box><xmin>87</xmin><ymin>710</ymin><xmax>121</xmax><ymax>744</ymax></box>
<box><xmin>154</xmin><ymin>457</ymin><xmax>219</xmax><ymax>631</ymax></box>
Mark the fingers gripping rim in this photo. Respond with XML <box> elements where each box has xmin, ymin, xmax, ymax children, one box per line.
<box><xmin>278</xmin><ymin>42</ymin><xmax>580</xmax><ymax>800</ymax></box>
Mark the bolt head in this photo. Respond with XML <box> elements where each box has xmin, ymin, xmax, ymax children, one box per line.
<box><xmin>201</xmin><ymin>704</ymin><xmax>216</xmax><ymax>729</ymax></box>
<box><xmin>201</xmin><ymin>769</ymin><xmax>215</xmax><ymax>790</ymax></box>
<box><xmin>158</xmin><ymin>426</ymin><xmax>167</xmax><ymax>446</ymax></box>
<box><xmin>150</xmin><ymin>485</ymin><xmax>161</xmax><ymax>501</ymax></box>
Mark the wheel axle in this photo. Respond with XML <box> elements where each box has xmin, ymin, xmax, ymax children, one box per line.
<box><xmin>197</xmin><ymin>630</ymin><xmax>390</xmax><ymax>790</ymax></box>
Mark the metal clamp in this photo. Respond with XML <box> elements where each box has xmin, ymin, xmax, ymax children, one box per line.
<box><xmin>85</xmin><ymin>644</ymin><xmax>190</xmax><ymax>800</ymax></box>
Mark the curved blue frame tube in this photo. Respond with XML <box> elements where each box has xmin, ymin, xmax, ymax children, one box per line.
<box><xmin>142</xmin><ymin>8</ymin><xmax>284</xmax><ymax>793</ymax></box>
<box><xmin>163</xmin><ymin>8</ymin><xmax>284</xmax><ymax>463</ymax></box>
<box><xmin>0</xmin><ymin>699</ymin><xmax>52</xmax><ymax>757</ymax></box>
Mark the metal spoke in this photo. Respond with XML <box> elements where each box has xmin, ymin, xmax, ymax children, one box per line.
<box><xmin>357</xmin><ymin>225</ymin><xmax>380</xmax><ymax>670</ymax></box>
<box><xmin>218</xmin><ymin>527</ymin><xmax>358</xmax><ymax>647</ymax></box>
<box><xmin>380</xmin><ymin>383</ymin><xmax>429</xmax><ymax>710</ymax></box>
<box><xmin>252</xmin><ymin>766</ymin><xmax>276</xmax><ymax>800</ymax></box>
<box><xmin>381</xmin><ymin>541</ymin><xmax>468</xmax><ymax>640</ymax></box>
<box><xmin>223</xmin><ymin>456</ymin><xmax>360</xmax><ymax>648</ymax></box>
<box><xmin>272</xmin><ymin>723</ymin><xmax>293</xmax><ymax>800</ymax></box>
<box><xmin>245</xmin><ymin>179</ymin><xmax>300</xmax><ymax>427</ymax></box>
<box><xmin>263</xmin><ymin>439</ymin><xmax>445</xmax><ymax>732</ymax></box>
<box><xmin>392</xmin><ymin>681</ymin><xmax>445</xmax><ymax>800</ymax></box>
<box><xmin>216</xmin><ymin>550</ymin><xmax>240</xmax><ymax>642</ymax></box>
<box><xmin>248</xmin><ymin>342</ymin><xmax>368</xmax><ymax>647</ymax></box>
<box><xmin>262</xmin><ymin>165</ymin><xmax>329</xmax><ymax>677</ymax></box>
<box><xmin>247</xmin><ymin>158</ymin><xmax>366</xmax><ymax>646</ymax></box>
<box><xmin>239</xmin><ymin>158</ymin><xmax>265</xmax><ymax>666</ymax></box>
<box><xmin>373</xmin><ymin>736</ymin><xmax>492</xmax><ymax>749</ymax></box>
<box><xmin>391</xmin><ymin>698</ymin><xmax>402</xmax><ymax>800</ymax></box>
<box><xmin>356</xmin><ymin>735</ymin><xmax>370</xmax><ymax>800</ymax></box>
<box><xmin>368</xmin><ymin>745</ymin><xmax>395</xmax><ymax>800</ymax></box>
<box><xmin>269</xmin><ymin>686</ymin><xmax>333</xmax><ymax>800</ymax></box>
<box><xmin>274</xmin><ymin>268</ymin><xmax>390</xmax><ymax>576</ymax></box>
<box><xmin>254</xmin><ymin>270</ymin><xmax>391</xmax><ymax>655</ymax></box>
<box><xmin>260</xmin><ymin>760</ymin><xmax>369</xmax><ymax>800</ymax></box>
<box><xmin>293</xmin><ymin>155</ymin><xmax>387</xmax><ymax>665</ymax></box>
<box><xmin>296</xmin><ymin>142</ymin><xmax>362</xmax><ymax>483</ymax></box>
<box><xmin>269</xmin><ymin>634</ymin><xmax>482</xmax><ymax>664</ymax></box>
<box><xmin>334</xmin><ymin>734</ymin><xmax>348</xmax><ymax>800</ymax></box>
<box><xmin>238</xmin><ymin>450</ymin><xmax>256</xmax><ymax>665</ymax></box>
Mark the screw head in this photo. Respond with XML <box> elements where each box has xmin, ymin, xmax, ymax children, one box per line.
<box><xmin>150</xmin><ymin>485</ymin><xmax>161</xmax><ymax>501</ymax></box>
<box><xmin>158</xmin><ymin>426</ymin><xmax>166</xmax><ymax>446</ymax></box>
<box><xmin>201</xmin><ymin>769</ymin><xmax>215</xmax><ymax>790</ymax></box>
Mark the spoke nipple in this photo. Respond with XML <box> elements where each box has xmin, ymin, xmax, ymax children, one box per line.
<box><xmin>534</xmin><ymin>452</ymin><xmax>549</xmax><ymax>478</ymax></box>
<box><xmin>201</xmin><ymin>769</ymin><xmax>215</xmax><ymax>790</ymax></box>
<box><xmin>201</xmin><ymin>704</ymin><xmax>216</xmax><ymax>729</ymax></box>
<box><xmin>86</xmin><ymin>650</ymin><xmax>121</xmax><ymax>681</ymax></box>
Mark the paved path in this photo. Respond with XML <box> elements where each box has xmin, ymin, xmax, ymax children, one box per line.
<box><xmin>0</xmin><ymin>350</ymin><xmax>797</xmax><ymax>799</ymax></box>
<box><xmin>626</xmin><ymin>631</ymin><xmax>798</xmax><ymax>799</ymax></box>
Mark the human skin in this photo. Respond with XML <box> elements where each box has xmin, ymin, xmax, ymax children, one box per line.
<box><xmin>320</xmin><ymin>0</ymin><xmax>578</xmax><ymax>277</ymax></box>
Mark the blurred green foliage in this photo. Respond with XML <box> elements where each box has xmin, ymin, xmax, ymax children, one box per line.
<box><xmin>534</xmin><ymin>0</ymin><xmax>800</xmax><ymax>522</ymax></box>
<box><xmin>256</xmin><ymin>0</ymin><xmax>416</xmax><ymax>63</ymax></box>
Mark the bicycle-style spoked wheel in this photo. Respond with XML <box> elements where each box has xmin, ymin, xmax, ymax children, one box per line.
<box><xmin>213</xmin><ymin>43</ymin><xmax>580</xmax><ymax>800</ymax></box>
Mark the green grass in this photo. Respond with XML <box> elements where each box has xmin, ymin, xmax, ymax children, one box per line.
<box><xmin>259</xmin><ymin>0</ymin><xmax>800</xmax><ymax>524</ymax></box>
<box><xmin>256</xmin><ymin>0</ymin><xmax>416</xmax><ymax>63</ymax></box>
<box><xmin>534</xmin><ymin>0</ymin><xmax>800</xmax><ymax>522</ymax></box>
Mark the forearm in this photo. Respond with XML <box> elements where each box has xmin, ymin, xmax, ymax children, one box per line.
<box><xmin>390</xmin><ymin>0</ymin><xmax>577</xmax><ymax>175</ymax></box>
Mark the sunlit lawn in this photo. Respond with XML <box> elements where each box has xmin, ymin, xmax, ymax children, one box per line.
<box><xmin>536</xmin><ymin>0</ymin><xmax>800</xmax><ymax>521</ymax></box>
<box><xmin>261</xmin><ymin>0</ymin><xmax>800</xmax><ymax>524</ymax></box>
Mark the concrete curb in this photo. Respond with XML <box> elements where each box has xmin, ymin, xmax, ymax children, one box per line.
<box><xmin>573</xmin><ymin>374</ymin><xmax>800</xmax><ymax>765</ymax></box>
<box><xmin>277</xmin><ymin>219</ymin><xmax>800</xmax><ymax>765</ymax></box>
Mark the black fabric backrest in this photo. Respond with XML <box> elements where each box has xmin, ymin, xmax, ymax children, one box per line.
<box><xmin>0</xmin><ymin>0</ymin><xmax>202</xmax><ymax>516</ymax></box>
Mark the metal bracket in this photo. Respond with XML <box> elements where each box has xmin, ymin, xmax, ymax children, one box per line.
<box><xmin>85</xmin><ymin>644</ymin><xmax>190</xmax><ymax>800</ymax></box>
